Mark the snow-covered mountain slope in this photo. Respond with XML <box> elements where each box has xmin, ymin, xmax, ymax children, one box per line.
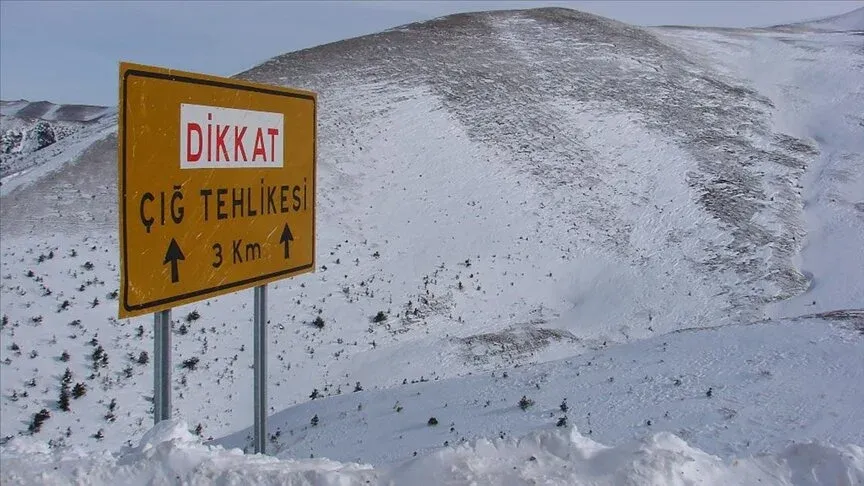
<box><xmin>1</xmin><ymin>6</ymin><xmax>862</xmax><ymax>484</ymax></box>
<box><xmin>0</xmin><ymin>100</ymin><xmax>116</xmax><ymax>194</ymax></box>
<box><xmin>651</xmin><ymin>23</ymin><xmax>864</xmax><ymax>320</ymax></box>
<box><xmin>3</xmin><ymin>309</ymin><xmax>864</xmax><ymax>483</ymax></box>
<box><xmin>213</xmin><ymin>312</ymin><xmax>864</xmax><ymax>464</ymax></box>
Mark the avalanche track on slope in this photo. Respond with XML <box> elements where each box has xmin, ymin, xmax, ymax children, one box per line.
<box><xmin>651</xmin><ymin>19</ymin><xmax>864</xmax><ymax>319</ymax></box>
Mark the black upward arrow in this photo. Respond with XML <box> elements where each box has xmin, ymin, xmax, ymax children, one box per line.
<box><xmin>279</xmin><ymin>224</ymin><xmax>294</xmax><ymax>259</ymax></box>
<box><xmin>163</xmin><ymin>238</ymin><xmax>185</xmax><ymax>283</ymax></box>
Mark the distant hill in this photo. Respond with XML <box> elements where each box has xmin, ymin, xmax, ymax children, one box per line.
<box><xmin>1</xmin><ymin>100</ymin><xmax>114</xmax><ymax>123</ymax></box>
<box><xmin>772</xmin><ymin>6</ymin><xmax>864</xmax><ymax>32</ymax></box>
<box><xmin>0</xmin><ymin>100</ymin><xmax>116</xmax><ymax>183</ymax></box>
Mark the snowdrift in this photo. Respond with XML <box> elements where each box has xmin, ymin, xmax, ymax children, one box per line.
<box><xmin>2</xmin><ymin>419</ymin><xmax>862</xmax><ymax>486</ymax></box>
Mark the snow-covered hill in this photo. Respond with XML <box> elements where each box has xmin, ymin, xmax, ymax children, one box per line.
<box><xmin>1</xmin><ymin>6</ymin><xmax>863</xmax><ymax>485</ymax></box>
<box><xmin>0</xmin><ymin>100</ymin><xmax>114</xmax><ymax>123</ymax></box>
<box><xmin>213</xmin><ymin>311</ymin><xmax>864</xmax><ymax>462</ymax></box>
<box><xmin>772</xmin><ymin>6</ymin><xmax>864</xmax><ymax>32</ymax></box>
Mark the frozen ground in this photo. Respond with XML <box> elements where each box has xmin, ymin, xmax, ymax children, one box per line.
<box><xmin>1</xmin><ymin>6</ymin><xmax>863</xmax><ymax>485</ymax></box>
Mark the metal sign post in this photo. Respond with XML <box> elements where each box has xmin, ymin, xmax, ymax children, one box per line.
<box><xmin>153</xmin><ymin>309</ymin><xmax>171</xmax><ymax>423</ymax></box>
<box><xmin>253</xmin><ymin>285</ymin><xmax>267</xmax><ymax>454</ymax></box>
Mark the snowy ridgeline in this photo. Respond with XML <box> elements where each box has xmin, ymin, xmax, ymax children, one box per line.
<box><xmin>2</xmin><ymin>419</ymin><xmax>862</xmax><ymax>486</ymax></box>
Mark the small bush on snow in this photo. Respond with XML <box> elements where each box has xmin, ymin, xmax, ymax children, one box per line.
<box><xmin>28</xmin><ymin>409</ymin><xmax>51</xmax><ymax>434</ymax></box>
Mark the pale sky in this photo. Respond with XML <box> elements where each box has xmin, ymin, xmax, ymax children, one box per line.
<box><xmin>1</xmin><ymin>1</ymin><xmax>860</xmax><ymax>106</ymax></box>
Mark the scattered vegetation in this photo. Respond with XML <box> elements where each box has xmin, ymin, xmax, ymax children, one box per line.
<box><xmin>58</xmin><ymin>386</ymin><xmax>71</xmax><ymax>412</ymax></box>
<box><xmin>105</xmin><ymin>399</ymin><xmax>117</xmax><ymax>422</ymax></box>
<box><xmin>28</xmin><ymin>409</ymin><xmax>51</xmax><ymax>434</ymax></box>
<box><xmin>181</xmin><ymin>357</ymin><xmax>200</xmax><ymax>370</ymax></box>
<box><xmin>62</xmin><ymin>368</ymin><xmax>72</xmax><ymax>385</ymax></box>
<box><xmin>72</xmin><ymin>382</ymin><xmax>86</xmax><ymax>399</ymax></box>
<box><xmin>91</xmin><ymin>345</ymin><xmax>108</xmax><ymax>370</ymax></box>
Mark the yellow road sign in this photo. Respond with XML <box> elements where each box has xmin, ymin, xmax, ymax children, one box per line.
<box><xmin>118</xmin><ymin>62</ymin><xmax>316</xmax><ymax>318</ymax></box>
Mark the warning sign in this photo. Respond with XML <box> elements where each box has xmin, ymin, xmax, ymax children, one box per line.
<box><xmin>118</xmin><ymin>62</ymin><xmax>316</xmax><ymax>318</ymax></box>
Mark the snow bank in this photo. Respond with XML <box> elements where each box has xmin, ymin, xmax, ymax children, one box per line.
<box><xmin>385</xmin><ymin>427</ymin><xmax>864</xmax><ymax>485</ymax></box>
<box><xmin>3</xmin><ymin>420</ymin><xmax>861</xmax><ymax>486</ymax></box>
<box><xmin>0</xmin><ymin>419</ymin><xmax>375</xmax><ymax>486</ymax></box>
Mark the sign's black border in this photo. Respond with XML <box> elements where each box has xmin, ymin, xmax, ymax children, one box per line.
<box><xmin>121</xmin><ymin>68</ymin><xmax>316</xmax><ymax>314</ymax></box>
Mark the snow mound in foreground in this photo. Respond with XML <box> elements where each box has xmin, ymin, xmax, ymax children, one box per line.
<box><xmin>388</xmin><ymin>428</ymin><xmax>864</xmax><ymax>486</ymax></box>
<box><xmin>0</xmin><ymin>419</ymin><xmax>375</xmax><ymax>486</ymax></box>
<box><xmin>2</xmin><ymin>420</ymin><xmax>861</xmax><ymax>486</ymax></box>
